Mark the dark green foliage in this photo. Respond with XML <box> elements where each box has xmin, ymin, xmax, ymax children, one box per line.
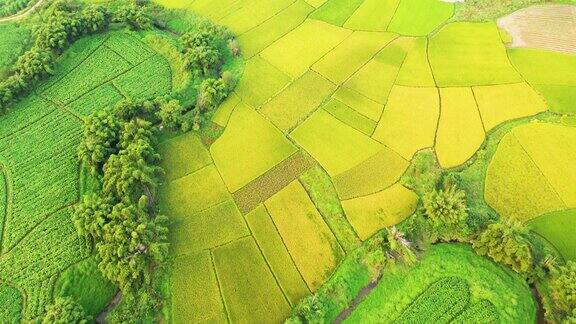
<box><xmin>77</xmin><ymin>110</ymin><xmax>121</xmax><ymax>174</ymax></box>
<box><xmin>156</xmin><ymin>98</ymin><xmax>188</xmax><ymax>131</ymax></box>
<box><xmin>550</xmin><ymin>261</ymin><xmax>576</xmax><ymax>319</ymax></box>
<box><xmin>73</xmin><ymin>194</ymin><xmax>114</xmax><ymax>245</ymax></box>
<box><xmin>196</xmin><ymin>77</ymin><xmax>228</xmax><ymax>112</ymax></box>
<box><xmin>41</xmin><ymin>297</ymin><xmax>90</xmax><ymax>324</ymax></box>
<box><xmin>423</xmin><ymin>185</ymin><xmax>468</xmax><ymax>227</ymax></box>
<box><xmin>472</xmin><ymin>220</ymin><xmax>533</xmax><ymax>275</ymax></box>
<box><xmin>401</xmin><ymin>150</ymin><xmax>443</xmax><ymax>195</ymax></box>
<box><xmin>0</xmin><ymin>0</ymin><xmax>33</xmax><ymax>17</ymax></box>
<box><xmin>113</xmin><ymin>1</ymin><xmax>153</xmax><ymax>30</ymax></box>
<box><xmin>397</xmin><ymin>277</ymin><xmax>470</xmax><ymax>324</ymax></box>
<box><xmin>0</xmin><ymin>284</ymin><xmax>22</xmax><ymax>323</ymax></box>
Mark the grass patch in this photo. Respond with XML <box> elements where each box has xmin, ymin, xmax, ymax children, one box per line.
<box><xmin>528</xmin><ymin>209</ymin><xmax>576</xmax><ymax>261</ymax></box>
<box><xmin>265</xmin><ymin>181</ymin><xmax>344</xmax><ymax>291</ymax></box>
<box><xmin>533</xmin><ymin>85</ymin><xmax>576</xmax><ymax>115</ymax></box>
<box><xmin>211</xmin><ymin>103</ymin><xmax>297</xmax><ymax>192</ymax></box>
<box><xmin>54</xmin><ymin>257</ymin><xmax>117</xmax><ymax>317</ymax></box>
<box><xmin>388</xmin><ymin>0</ymin><xmax>454</xmax><ymax>36</ymax></box>
<box><xmin>473</xmin><ymin>82</ymin><xmax>547</xmax><ymax>131</ymax></box>
<box><xmin>261</xmin><ymin>19</ymin><xmax>352</xmax><ymax>78</ymax></box>
<box><xmin>171</xmin><ymin>251</ymin><xmax>227</xmax><ymax>323</ymax></box>
<box><xmin>372</xmin><ymin>85</ymin><xmax>439</xmax><ymax>160</ymax></box>
<box><xmin>435</xmin><ymin>87</ymin><xmax>485</xmax><ymax>168</ymax></box>
<box><xmin>299</xmin><ymin>166</ymin><xmax>362</xmax><ymax>253</ymax></box>
<box><xmin>246</xmin><ymin>205</ymin><xmax>311</xmax><ymax>305</ymax></box>
<box><xmin>334</xmin><ymin>147</ymin><xmax>409</xmax><ymax>200</ymax></box>
<box><xmin>158</xmin><ymin>132</ymin><xmax>212</xmax><ymax>182</ymax></box>
<box><xmin>0</xmin><ymin>24</ymin><xmax>30</xmax><ymax>78</ymax></box>
<box><xmin>0</xmin><ymin>284</ymin><xmax>22</xmax><ymax>323</ymax></box>
<box><xmin>429</xmin><ymin>22</ymin><xmax>522</xmax><ymax>86</ymax></box>
<box><xmin>213</xmin><ymin>237</ymin><xmax>291</xmax><ymax>323</ymax></box>
<box><xmin>313</xmin><ymin>31</ymin><xmax>396</xmax><ymax>84</ymax></box>
<box><xmin>260</xmin><ymin>70</ymin><xmax>336</xmax><ymax>132</ymax></box>
<box><xmin>343</xmin><ymin>0</ymin><xmax>400</xmax><ymax>31</ymax></box>
<box><xmin>341</xmin><ymin>183</ymin><xmax>417</xmax><ymax>240</ymax></box>
<box><xmin>291</xmin><ymin>109</ymin><xmax>383</xmax><ymax>176</ymax></box>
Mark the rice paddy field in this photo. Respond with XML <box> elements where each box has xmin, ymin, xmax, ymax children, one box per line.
<box><xmin>1</xmin><ymin>0</ymin><xmax>575</xmax><ymax>322</ymax></box>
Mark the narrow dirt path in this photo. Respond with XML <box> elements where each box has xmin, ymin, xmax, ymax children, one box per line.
<box><xmin>0</xmin><ymin>0</ymin><xmax>46</xmax><ymax>23</ymax></box>
<box><xmin>96</xmin><ymin>291</ymin><xmax>122</xmax><ymax>323</ymax></box>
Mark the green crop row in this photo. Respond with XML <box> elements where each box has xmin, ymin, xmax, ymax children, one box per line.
<box><xmin>0</xmin><ymin>109</ymin><xmax>81</xmax><ymax>250</ymax></box>
<box><xmin>451</xmin><ymin>299</ymin><xmax>499</xmax><ymax>323</ymax></box>
<box><xmin>0</xmin><ymin>283</ymin><xmax>22</xmax><ymax>323</ymax></box>
<box><xmin>398</xmin><ymin>277</ymin><xmax>470</xmax><ymax>324</ymax></box>
<box><xmin>113</xmin><ymin>54</ymin><xmax>172</xmax><ymax>100</ymax></box>
<box><xmin>0</xmin><ymin>208</ymin><xmax>90</xmax><ymax>318</ymax></box>
<box><xmin>104</xmin><ymin>32</ymin><xmax>154</xmax><ymax>66</ymax></box>
<box><xmin>42</xmin><ymin>46</ymin><xmax>132</xmax><ymax>105</ymax></box>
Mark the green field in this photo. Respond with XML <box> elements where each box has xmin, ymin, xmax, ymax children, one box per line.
<box><xmin>1</xmin><ymin>0</ymin><xmax>575</xmax><ymax>322</ymax></box>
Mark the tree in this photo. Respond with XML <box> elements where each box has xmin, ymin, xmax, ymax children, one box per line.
<box><xmin>102</xmin><ymin>140</ymin><xmax>162</xmax><ymax>203</ymax></box>
<box><xmin>184</xmin><ymin>45</ymin><xmax>221</xmax><ymax>77</ymax></box>
<box><xmin>156</xmin><ymin>99</ymin><xmax>185</xmax><ymax>130</ymax></box>
<box><xmin>96</xmin><ymin>202</ymin><xmax>168</xmax><ymax>293</ymax></box>
<box><xmin>472</xmin><ymin>220</ymin><xmax>533</xmax><ymax>274</ymax></box>
<box><xmin>79</xmin><ymin>5</ymin><xmax>110</xmax><ymax>34</ymax></box>
<box><xmin>42</xmin><ymin>297</ymin><xmax>90</xmax><ymax>324</ymax></box>
<box><xmin>196</xmin><ymin>77</ymin><xmax>228</xmax><ymax>112</ymax></box>
<box><xmin>77</xmin><ymin>110</ymin><xmax>121</xmax><ymax>174</ymax></box>
<box><xmin>72</xmin><ymin>193</ymin><xmax>115</xmax><ymax>246</ymax></box>
<box><xmin>549</xmin><ymin>261</ymin><xmax>576</xmax><ymax>318</ymax></box>
<box><xmin>14</xmin><ymin>48</ymin><xmax>54</xmax><ymax>81</ymax></box>
<box><xmin>423</xmin><ymin>185</ymin><xmax>468</xmax><ymax>227</ymax></box>
<box><xmin>114</xmin><ymin>1</ymin><xmax>152</xmax><ymax>30</ymax></box>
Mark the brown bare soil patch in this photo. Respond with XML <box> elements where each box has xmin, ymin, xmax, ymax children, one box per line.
<box><xmin>497</xmin><ymin>5</ymin><xmax>576</xmax><ymax>54</ymax></box>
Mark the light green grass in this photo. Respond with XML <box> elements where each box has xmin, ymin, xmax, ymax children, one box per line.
<box><xmin>528</xmin><ymin>209</ymin><xmax>576</xmax><ymax>261</ymax></box>
<box><xmin>261</xmin><ymin>19</ymin><xmax>352</xmax><ymax>78</ymax></box>
<box><xmin>341</xmin><ymin>183</ymin><xmax>417</xmax><ymax>240</ymax></box>
<box><xmin>473</xmin><ymin>82</ymin><xmax>547</xmax><ymax>131</ymax></box>
<box><xmin>485</xmin><ymin>132</ymin><xmax>565</xmax><ymax>221</ymax></box>
<box><xmin>160</xmin><ymin>164</ymin><xmax>230</xmax><ymax>216</ymax></box>
<box><xmin>170</xmin><ymin>200</ymin><xmax>249</xmax><ymax>256</ymax></box>
<box><xmin>435</xmin><ymin>87</ymin><xmax>485</xmax><ymax>168</ymax></box>
<box><xmin>334</xmin><ymin>147</ymin><xmax>408</xmax><ymax>200</ymax></box>
<box><xmin>322</xmin><ymin>98</ymin><xmax>376</xmax><ymax>135</ymax></box>
<box><xmin>313</xmin><ymin>31</ymin><xmax>396</xmax><ymax>84</ymax></box>
<box><xmin>345</xmin><ymin>243</ymin><xmax>536</xmax><ymax>323</ymax></box>
<box><xmin>372</xmin><ymin>86</ymin><xmax>439</xmax><ymax>160</ymax></box>
<box><xmin>246</xmin><ymin>205</ymin><xmax>310</xmax><ymax>305</ymax></box>
<box><xmin>158</xmin><ymin>132</ymin><xmax>212</xmax><ymax>182</ymax></box>
<box><xmin>54</xmin><ymin>257</ymin><xmax>117</xmax><ymax>317</ymax></box>
<box><xmin>309</xmin><ymin>0</ymin><xmax>365</xmax><ymax>26</ymax></box>
<box><xmin>172</xmin><ymin>251</ymin><xmax>227</xmax><ymax>323</ymax></box>
<box><xmin>235</xmin><ymin>55</ymin><xmax>291</xmax><ymax>109</ymax></box>
<box><xmin>265</xmin><ymin>181</ymin><xmax>344</xmax><ymax>291</ymax></box>
<box><xmin>260</xmin><ymin>70</ymin><xmax>336</xmax><ymax>132</ymax></box>
<box><xmin>238</xmin><ymin>1</ymin><xmax>314</xmax><ymax>58</ymax></box>
<box><xmin>291</xmin><ymin>109</ymin><xmax>383</xmax><ymax>176</ymax></box>
<box><xmin>211</xmin><ymin>103</ymin><xmax>297</xmax><ymax>192</ymax></box>
<box><xmin>429</xmin><ymin>22</ymin><xmax>522</xmax><ymax>86</ymax></box>
<box><xmin>533</xmin><ymin>85</ymin><xmax>576</xmax><ymax>115</ymax></box>
<box><xmin>388</xmin><ymin>0</ymin><xmax>454</xmax><ymax>36</ymax></box>
<box><xmin>213</xmin><ymin>237</ymin><xmax>291</xmax><ymax>323</ymax></box>
<box><xmin>343</xmin><ymin>0</ymin><xmax>399</xmax><ymax>31</ymax></box>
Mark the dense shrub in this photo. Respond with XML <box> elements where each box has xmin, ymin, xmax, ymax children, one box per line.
<box><xmin>472</xmin><ymin>220</ymin><xmax>533</xmax><ymax>275</ymax></box>
<box><xmin>423</xmin><ymin>185</ymin><xmax>468</xmax><ymax>227</ymax></box>
<box><xmin>113</xmin><ymin>0</ymin><xmax>152</xmax><ymax>30</ymax></box>
<box><xmin>77</xmin><ymin>111</ymin><xmax>121</xmax><ymax>174</ymax></box>
<box><xmin>42</xmin><ymin>297</ymin><xmax>90</xmax><ymax>324</ymax></box>
<box><xmin>550</xmin><ymin>261</ymin><xmax>576</xmax><ymax>320</ymax></box>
